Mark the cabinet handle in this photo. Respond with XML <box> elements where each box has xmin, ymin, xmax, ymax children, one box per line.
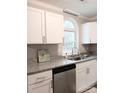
<box><xmin>86</xmin><ymin>68</ymin><xmax>90</xmax><ymax>74</ymax></box>
<box><xmin>51</xmin><ymin>80</ymin><xmax>53</xmax><ymax>88</ymax></box>
<box><xmin>35</xmin><ymin>80</ymin><xmax>45</xmax><ymax>84</ymax></box>
<box><xmin>30</xmin><ymin>79</ymin><xmax>46</xmax><ymax>85</ymax></box>
<box><xmin>34</xmin><ymin>77</ymin><xmax>46</xmax><ymax>83</ymax></box>
<box><xmin>36</xmin><ymin>77</ymin><xmax>45</xmax><ymax>81</ymax></box>
<box><xmin>43</xmin><ymin>36</ymin><xmax>47</xmax><ymax>43</ymax></box>
<box><xmin>90</xmin><ymin>38</ymin><xmax>91</xmax><ymax>43</ymax></box>
<box><xmin>42</xmin><ymin>36</ymin><xmax>45</xmax><ymax>43</ymax></box>
<box><xmin>32</xmin><ymin>85</ymin><xmax>43</xmax><ymax>90</ymax></box>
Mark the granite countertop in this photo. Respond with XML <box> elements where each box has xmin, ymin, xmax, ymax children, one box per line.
<box><xmin>27</xmin><ymin>56</ymin><xmax>97</xmax><ymax>75</ymax></box>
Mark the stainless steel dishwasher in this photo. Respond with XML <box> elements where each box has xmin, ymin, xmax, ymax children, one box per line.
<box><xmin>53</xmin><ymin>64</ymin><xmax>76</xmax><ymax>93</ymax></box>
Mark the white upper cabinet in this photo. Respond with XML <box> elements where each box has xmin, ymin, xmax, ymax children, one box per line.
<box><xmin>27</xmin><ymin>7</ymin><xmax>64</xmax><ymax>44</ymax></box>
<box><xmin>90</xmin><ymin>22</ymin><xmax>97</xmax><ymax>43</ymax></box>
<box><xmin>27</xmin><ymin>7</ymin><xmax>45</xmax><ymax>44</ymax></box>
<box><xmin>45</xmin><ymin>11</ymin><xmax>64</xmax><ymax>44</ymax></box>
<box><xmin>82</xmin><ymin>22</ymin><xmax>97</xmax><ymax>44</ymax></box>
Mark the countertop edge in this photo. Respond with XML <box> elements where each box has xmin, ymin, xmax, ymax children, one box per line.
<box><xmin>27</xmin><ymin>57</ymin><xmax>97</xmax><ymax>75</ymax></box>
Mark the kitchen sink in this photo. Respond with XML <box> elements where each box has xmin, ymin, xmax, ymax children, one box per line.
<box><xmin>68</xmin><ymin>56</ymin><xmax>81</xmax><ymax>61</ymax></box>
<box><xmin>67</xmin><ymin>54</ymin><xmax>89</xmax><ymax>61</ymax></box>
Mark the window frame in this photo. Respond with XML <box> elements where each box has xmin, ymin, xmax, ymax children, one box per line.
<box><xmin>63</xmin><ymin>18</ymin><xmax>78</xmax><ymax>55</ymax></box>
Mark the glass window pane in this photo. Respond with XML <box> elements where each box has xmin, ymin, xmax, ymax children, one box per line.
<box><xmin>64</xmin><ymin>31</ymin><xmax>75</xmax><ymax>54</ymax></box>
<box><xmin>64</xmin><ymin>20</ymin><xmax>75</xmax><ymax>29</ymax></box>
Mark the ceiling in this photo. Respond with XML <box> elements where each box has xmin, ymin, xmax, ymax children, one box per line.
<box><xmin>36</xmin><ymin>0</ymin><xmax>97</xmax><ymax>18</ymax></box>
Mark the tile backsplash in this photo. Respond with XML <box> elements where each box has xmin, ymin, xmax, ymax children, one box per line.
<box><xmin>27</xmin><ymin>44</ymin><xmax>97</xmax><ymax>63</ymax></box>
<box><xmin>27</xmin><ymin>44</ymin><xmax>62</xmax><ymax>62</ymax></box>
<box><xmin>82</xmin><ymin>44</ymin><xmax>97</xmax><ymax>55</ymax></box>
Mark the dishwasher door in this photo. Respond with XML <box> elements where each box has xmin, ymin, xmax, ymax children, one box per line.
<box><xmin>53</xmin><ymin>64</ymin><xmax>76</xmax><ymax>93</ymax></box>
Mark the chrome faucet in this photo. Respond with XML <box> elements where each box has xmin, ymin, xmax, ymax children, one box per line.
<box><xmin>72</xmin><ymin>47</ymin><xmax>80</xmax><ymax>57</ymax></box>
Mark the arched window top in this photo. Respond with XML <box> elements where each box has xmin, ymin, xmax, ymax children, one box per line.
<box><xmin>64</xmin><ymin>20</ymin><xmax>75</xmax><ymax>30</ymax></box>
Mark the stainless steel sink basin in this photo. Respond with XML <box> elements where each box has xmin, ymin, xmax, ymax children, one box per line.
<box><xmin>68</xmin><ymin>57</ymin><xmax>81</xmax><ymax>61</ymax></box>
<box><xmin>67</xmin><ymin>54</ymin><xmax>89</xmax><ymax>61</ymax></box>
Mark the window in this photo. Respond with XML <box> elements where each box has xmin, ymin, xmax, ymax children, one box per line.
<box><xmin>64</xmin><ymin>31</ymin><xmax>75</xmax><ymax>53</ymax></box>
<box><xmin>64</xmin><ymin>20</ymin><xmax>76</xmax><ymax>55</ymax></box>
<box><xmin>64</xmin><ymin>20</ymin><xmax>75</xmax><ymax>29</ymax></box>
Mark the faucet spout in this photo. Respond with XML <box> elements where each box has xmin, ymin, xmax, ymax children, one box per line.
<box><xmin>72</xmin><ymin>47</ymin><xmax>80</xmax><ymax>57</ymax></box>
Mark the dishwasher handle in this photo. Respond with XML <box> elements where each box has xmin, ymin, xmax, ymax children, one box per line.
<box><xmin>53</xmin><ymin>64</ymin><xmax>76</xmax><ymax>74</ymax></box>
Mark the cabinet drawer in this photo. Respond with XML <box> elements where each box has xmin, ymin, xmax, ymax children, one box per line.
<box><xmin>28</xmin><ymin>70</ymin><xmax>52</xmax><ymax>85</ymax></box>
<box><xmin>28</xmin><ymin>79</ymin><xmax>53</xmax><ymax>93</ymax></box>
<box><xmin>76</xmin><ymin>59</ymin><xmax>96</xmax><ymax>70</ymax></box>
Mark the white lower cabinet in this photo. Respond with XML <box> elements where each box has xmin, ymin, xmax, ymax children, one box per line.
<box><xmin>86</xmin><ymin>61</ymin><xmax>97</xmax><ymax>87</ymax></box>
<box><xmin>76</xmin><ymin>68</ymin><xmax>87</xmax><ymax>93</ymax></box>
<box><xmin>28</xmin><ymin>79</ymin><xmax>52</xmax><ymax>93</ymax></box>
<box><xmin>76</xmin><ymin>59</ymin><xmax>97</xmax><ymax>93</ymax></box>
<box><xmin>28</xmin><ymin>71</ymin><xmax>53</xmax><ymax>93</ymax></box>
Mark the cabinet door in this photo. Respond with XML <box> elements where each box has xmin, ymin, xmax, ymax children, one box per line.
<box><xmin>28</xmin><ymin>80</ymin><xmax>53</xmax><ymax>93</ymax></box>
<box><xmin>76</xmin><ymin>68</ymin><xmax>87</xmax><ymax>93</ymax></box>
<box><xmin>86</xmin><ymin>60</ymin><xmax>97</xmax><ymax>87</ymax></box>
<box><xmin>82</xmin><ymin>23</ymin><xmax>91</xmax><ymax>44</ymax></box>
<box><xmin>82</xmin><ymin>22</ymin><xmax>97</xmax><ymax>44</ymax></box>
<box><xmin>27</xmin><ymin>7</ymin><xmax>45</xmax><ymax>44</ymax></box>
<box><xmin>76</xmin><ymin>59</ymin><xmax>97</xmax><ymax>92</ymax></box>
<box><xmin>45</xmin><ymin>11</ymin><xmax>64</xmax><ymax>44</ymax></box>
<box><xmin>90</xmin><ymin>22</ymin><xmax>97</xmax><ymax>43</ymax></box>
